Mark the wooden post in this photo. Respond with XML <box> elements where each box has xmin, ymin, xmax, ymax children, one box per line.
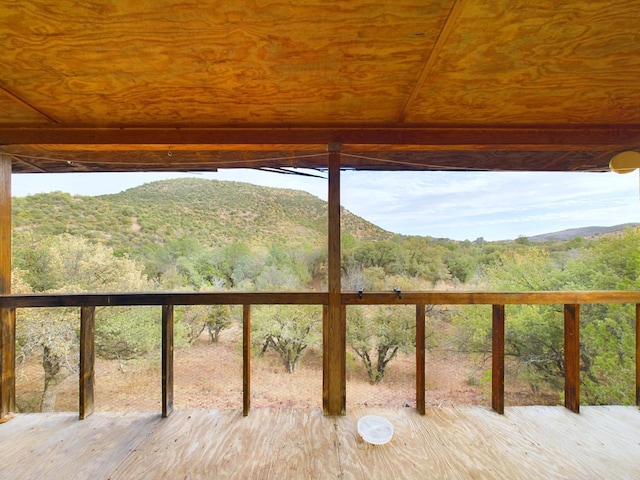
<box><xmin>323</xmin><ymin>146</ymin><xmax>345</xmax><ymax>415</ymax></box>
<box><xmin>243</xmin><ymin>304</ymin><xmax>251</xmax><ymax>416</ymax></box>
<box><xmin>79</xmin><ymin>306</ymin><xmax>95</xmax><ymax>419</ymax></box>
<box><xmin>162</xmin><ymin>304</ymin><xmax>174</xmax><ymax>418</ymax></box>
<box><xmin>636</xmin><ymin>304</ymin><xmax>639</xmax><ymax>407</ymax></box>
<box><xmin>564</xmin><ymin>304</ymin><xmax>580</xmax><ymax>413</ymax></box>
<box><xmin>0</xmin><ymin>154</ymin><xmax>14</xmax><ymax>418</ymax></box>
<box><xmin>416</xmin><ymin>305</ymin><xmax>426</xmax><ymax>415</ymax></box>
<box><xmin>492</xmin><ymin>304</ymin><xmax>505</xmax><ymax>414</ymax></box>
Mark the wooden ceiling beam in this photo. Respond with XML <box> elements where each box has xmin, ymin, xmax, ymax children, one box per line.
<box><xmin>399</xmin><ymin>0</ymin><xmax>467</xmax><ymax>122</ymax></box>
<box><xmin>1</xmin><ymin>126</ymin><xmax>640</xmax><ymax>149</ymax></box>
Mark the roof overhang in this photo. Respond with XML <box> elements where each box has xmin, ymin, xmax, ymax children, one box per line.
<box><xmin>2</xmin><ymin>1</ymin><xmax>640</xmax><ymax>173</ymax></box>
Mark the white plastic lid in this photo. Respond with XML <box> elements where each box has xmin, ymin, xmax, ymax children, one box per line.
<box><xmin>357</xmin><ymin>415</ymin><xmax>394</xmax><ymax>445</ymax></box>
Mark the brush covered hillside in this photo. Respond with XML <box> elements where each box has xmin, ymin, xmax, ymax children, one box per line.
<box><xmin>12</xmin><ymin>178</ymin><xmax>392</xmax><ymax>253</ymax></box>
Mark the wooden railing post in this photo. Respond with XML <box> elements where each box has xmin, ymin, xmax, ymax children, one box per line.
<box><xmin>0</xmin><ymin>154</ymin><xmax>13</xmax><ymax>419</ymax></box>
<box><xmin>564</xmin><ymin>304</ymin><xmax>580</xmax><ymax>413</ymax></box>
<box><xmin>492</xmin><ymin>304</ymin><xmax>505</xmax><ymax>414</ymax></box>
<box><xmin>79</xmin><ymin>306</ymin><xmax>95</xmax><ymax>420</ymax></box>
<box><xmin>323</xmin><ymin>146</ymin><xmax>345</xmax><ymax>415</ymax></box>
<box><xmin>162</xmin><ymin>304</ymin><xmax>174</xmax><ymax>418</ymax></box>
<box><xmin>243</xmin><ymin>304</ymin><xmax>251</xmax><ymax>416</ymax></box>
<box><xmin>416</xmin><ymin>305</ymin><xmax>426</xmax><ymax>415</ymax></box>
<box><xmin>636</xmin><ymin>303</ymin><xmax>640</xmax><ymax>407</ymax></box>
<box><xmin>0</xmin><ymin>308</ymin><xmax>15</xmax><ymax>417</ymax></box>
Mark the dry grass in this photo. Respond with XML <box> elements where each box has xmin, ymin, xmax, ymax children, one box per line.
<box><xmin>15</xmin><ymin>326</ymin><xmax>559</xmax><ymax>413</ymax></box>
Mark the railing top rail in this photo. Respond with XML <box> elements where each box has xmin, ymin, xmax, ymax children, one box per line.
<box><xmin>344</xmin><ymin>291</ymin><xmax>640</xmax><ymax>305</ymax></box>
<box><xmin>2</xmin><ymin>290</ymin><xmax>640</xmax><ymax>309</ymax></box>
<box><xmin>0</xmin><ymin>291</ymin><xmax>328</xmax><ymax>308</ymax></box>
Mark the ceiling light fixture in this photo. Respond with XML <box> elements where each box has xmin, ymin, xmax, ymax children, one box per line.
<box><xmin>609</xmin><ymin>151</ymin><xmax>640</xmax><ymax>174</ymax></box>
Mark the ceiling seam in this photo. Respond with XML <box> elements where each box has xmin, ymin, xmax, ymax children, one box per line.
<box><xmin>0</xmin><ymin>85</ymin><xmax>60</xmax><ymax>124</ymax></box>
<box><xmin>398</xmin><ymin>0</ymin><xmax>467</xmax><ymax>123</ymax></box>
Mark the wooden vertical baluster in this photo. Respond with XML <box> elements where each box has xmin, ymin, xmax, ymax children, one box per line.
<box><xmin>492</xmin><ymin>304</ymin><xmax>505</xmax><ymax>414</ymax></box>
<box><xmin>243</xmin><ymin>304</ymin><xmax>251</xmax><ymax>417</ymax></box>
<box><xmin>79</xmin><ymin>306</ymin><xmax>95</xmax><ymax>420</ymax></box>
<box><xmin>162</xmin><ymin>304</ymin><xmax>174</xmax><ymax>418</ymax></box>
<box><xmin>416</xmin><ymin>304</ymin><xmax>426</xmax><ymax>415</ymax></box>
<box><xmin>564</xmin><ymin>304</ymin><xmax>580</xmax><ymax>413</ymax></box>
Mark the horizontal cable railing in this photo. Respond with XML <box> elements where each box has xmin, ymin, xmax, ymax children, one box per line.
<box><xmin>1</xmin><ymin>290</ymin><xmax>639</xmax><ymax>419</ymax></box>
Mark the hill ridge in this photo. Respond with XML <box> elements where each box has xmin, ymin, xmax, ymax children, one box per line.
<box><xmin>12</xmin><ymin>178</ymin><xmax>392</xmax><ymax>252</ymax></box>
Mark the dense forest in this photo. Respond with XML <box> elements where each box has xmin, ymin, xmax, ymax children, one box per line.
<box><xmin>10</xmin><ymin>178</ymin><xmax>640</xmax><ymax>411</ymax></box>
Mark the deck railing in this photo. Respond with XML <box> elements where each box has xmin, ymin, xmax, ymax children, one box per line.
<box><xmin>1</xmin><ymin>290</ymin><xmax>639</xmax><ymax>419</ymax></box>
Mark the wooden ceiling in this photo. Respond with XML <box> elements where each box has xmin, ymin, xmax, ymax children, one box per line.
<box><xmin>1</xmin><ymin>0</ymin><xmax>640</xmax><ymax>173</ymax></box>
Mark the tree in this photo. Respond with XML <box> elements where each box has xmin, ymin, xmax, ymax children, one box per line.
<box><xmin>217</xmin><ymin>242</ymin><xmax>261</xmax><ymax>289</ymax></box>
<box><xmin>252</xmin><ymin>305</ymin><xmax>321</xmax><ymax>373</ymax></box>
<box><xmin>180</xmin><ymin>303</ymin><xmax>235</xmax><ymax>344</ymax></box>
<box><xmin>14</xmin><ymin>234</ymin><xmax>150</xmax><ymax>411</ymax></box>
<box><xmin>454</xmin><ymin>234</ymin><xmax>640</xmax><ymax>404</ymax></box>
<box><xmin>453</xmin><ymin>247</ymin><xmax>567</xmax><ymax>392</ymax></box>
<box><xmin>561</xmin><ymin>229</ymin><xmax>640</xmax><ymax>403</ymax></box>
<box><xmin>347</xmin><ymin>305</ymin><xmax>415</xmax><ymax>384</ymax></box>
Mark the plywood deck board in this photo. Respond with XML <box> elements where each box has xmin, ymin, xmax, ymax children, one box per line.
<box><xmin>0</xmin><ymin>412</ymin><xmax>163</xmax><ymax>480</ymax></box>
<box><xmin>1</xmin><ymin>407</ymin><xmax>639</xmax><ymax>479</ymax></box>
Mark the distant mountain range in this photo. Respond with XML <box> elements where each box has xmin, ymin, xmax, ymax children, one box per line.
<box><xmin>526</xmin><ymin>223</ymin><xmax>639</xmax><ymax>242</ymax></box>
<box><xmin>12</xmin><ymin>178</ymin><xmax>637</xmax><ymax>250</ymax></box>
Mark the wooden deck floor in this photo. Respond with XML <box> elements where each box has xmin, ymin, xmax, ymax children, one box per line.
<box><xmin>1</xmin><ymin>406</ymin><xmax>639</xmax><ymax>479</ymax></box>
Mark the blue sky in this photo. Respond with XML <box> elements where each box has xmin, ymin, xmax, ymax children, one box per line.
<box><xmin>11</xmin><ymin>169</ymin><xmax>640</xmax><ymax>241</ymax></box>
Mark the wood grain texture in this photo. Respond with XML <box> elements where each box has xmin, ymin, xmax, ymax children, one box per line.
<box><xmin>0</xmin><ymin>0</ymin><xmax>450</xmax><ymax>124</ymax></box>
<box><xmin>79</xmin><ymin>306</ymin><xmax>95</xmax><ymax>420</ymax></box>
<box><xmin>492</xmin><ymin>304</ymin><xmax>505</xmax><ymax>414</ymax></box>
<box><xmin>415</xmin><ymin>305</ymin><xmax>426</xmax><ymax>415</ymax></box>
<box><xmin>0</xmin><ymin>155</ymin><xmax>9</xmax><ymax>295</ymax></box>
<box><xmin>324</xmin><ymin>150</ymin><xmax>346</xmax><ymax>415</ymax></box>
<box><xmin>0</xmin><ymin>155</ymin><xmax>13</xmax><ymax>417</ymax></box>
<box><xmin>406</xmin><ymin>0</ymin><xmax>640</xmax><ymax>124</ymax></box>
<box><xmin>2</xmin><ymin>407</ymin><xmax>639</xmax><ymax>479</ymax></box>
<box><xmin>637</xmin><ymin>304</ymin><xmax>640</xmax><ymax>407</ymax></box>
<box><xmin>564</xmin><ymin>304</ymin><xmax>580</xmax><ymax>413</ymax></box>
<box><xmin>1</xmin><ymin>2</ymin><xmax>640</xmax><ymax>175</ymax></box>
<box><xmin>4</xmin><ymin>290</ymin><xmax>640</xmax><ymax>309</ymax></box>
<box><xmin>162</xmin><ymin>305</ymin><xmax>174</xmax><ymax>418</ymax></box>
<box><xmin>243</xmin><ymin>304</ymin><xmax>251</xmax><ymax>416</ymax></box>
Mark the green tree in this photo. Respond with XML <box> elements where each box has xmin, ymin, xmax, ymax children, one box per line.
<box><xmin>218</xmin><ymin>242</ymin><xmax>261</xmax><ymax>289</ymax></box>
<box><xmin>252</xmin><ymin>305</ymin><xmax>321</xmax><ymax>373</ymax></box>
<box><xmin>180</xmin><ymin>303</ymin><xmax>235</xmax><ymax>344</ymax></box>
<box><xmin>453</xmin><ymin>247</ymin><xmax>567</xmax><ymax>392</ymax></box>
<box><xmin>14</xmin><ymin>234</ymin><xmax>151</xmax><ymax>411</ymax></box>
<box><xmin>560</xmin><ymin>228</ymin><xmax>640</xmax><ymax>403</ymax></box>
<box><xmin>347</xmin><ymin>305</ymin><xmax>415</xmax><ymax>384</ymax></box>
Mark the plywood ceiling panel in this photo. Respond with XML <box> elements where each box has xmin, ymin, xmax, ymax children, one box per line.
<box><xmin>405</xmin><ymin>0</ymin><xmax>640</xmax><ymax>124</ymax></box>
<box><xmin>0</xmin><ymin>0</ymin><xmax>450</xmax><ymax>124</ymax></box>
<box><xmin>1</xmin><ymin>0</ymin><xmax>640</xmax><ymax>172</ymax></box>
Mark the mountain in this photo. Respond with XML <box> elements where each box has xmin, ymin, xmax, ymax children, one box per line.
<box><xmin>12</xmin><ymin>178</ymin><xmax>393</xmax><ymax>252</ymax></box>
<box><xmin>526</xmin><ymin>223</ymin><xmax>639</xmax><ymax>242</ymax></box>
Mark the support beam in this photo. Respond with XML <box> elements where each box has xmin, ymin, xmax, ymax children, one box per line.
<box><xmin>564</xmin><ymin>304</ymin><xmax>580</xmax><ymax>413</ymax></box>
<box><xmin>243</xmin><ymin>304</ymin><xmax>251</xmax><ymax>417</ymax></box>
<box><xmin>415</xmin><ymin>305</ymin><xmax>426</xmax><ymax>415</ymax></box>
<box><xmin>323</xmin><ymin>147</ymin><xmax>345</xmax><ymax>415</ymax></box>
<box><xmin>492</xmin><ymin>305</ymin><xmax>505</xmax><ymax>414</ymax></box>
<box><xmin>636</xmin><ymin>304</ymin><xmax>639</xmax><ymax>407</ymax></box>
<box><xmin>1</xmin><ymin>126</ymin><xmax>640</xmax><ymax>148</ymax></box>
<box><xmin>162</xmin><ymin>304</ymin><xmax>174</xmax><ymax>418</ymax></box>
<box><xmin>79</xmin><ymin>306</ymin><xmax>95</xmax><ymax>420</ymax></box>
<box><xmin>0</xmin><ymin>154</ymin><xmax>14</xmax><ymax>418</ymax></box>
